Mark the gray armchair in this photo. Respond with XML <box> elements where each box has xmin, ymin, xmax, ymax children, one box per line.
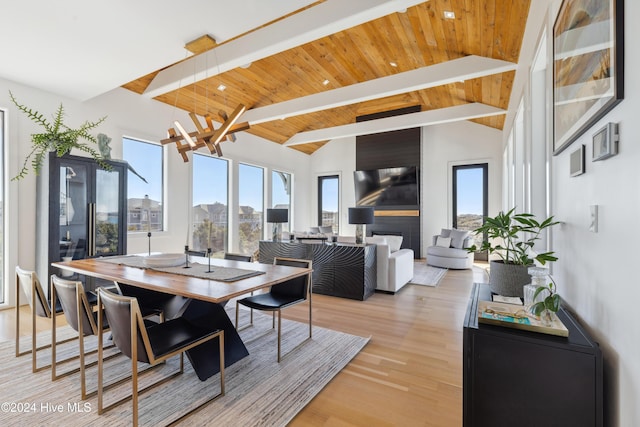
<box><xmin>426</xmin><ymin>228</ymin><xmax>474</xmax><ymax>269</ymax></box>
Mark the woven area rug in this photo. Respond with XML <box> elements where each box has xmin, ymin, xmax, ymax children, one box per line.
<box><xmin>409</xmin><ymin>261</ymin><xmax>448</xmax><ymax>287</ymax></box>
<box><xmin>0</xmin><ymin>307</ymin><xmax>369</xmax><ymax>426</ymax></box>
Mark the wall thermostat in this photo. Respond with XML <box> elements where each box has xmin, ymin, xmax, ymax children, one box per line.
<box><xmin>570</xmin><ymin>144</ymin><xmax>585</xmax><ymax>177</ymax></box>
<box><xmin>592</xmin><ymin>122</ymin><xmax>619</xmax><ymax>161</ymax></box>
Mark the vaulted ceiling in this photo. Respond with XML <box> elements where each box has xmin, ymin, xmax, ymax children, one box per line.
<box><xmin>1</xmin><ymin>0</ymin><xmax>532</xmax><ymax>155</ymax></box>
<box><xmin>122</xmin><ymin>0</ymin><xmax>531</xmax><ymax>154</ymax></box>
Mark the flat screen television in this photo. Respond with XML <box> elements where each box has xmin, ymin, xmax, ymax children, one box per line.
<box><xmin>354</xmin><ymin>166</ymin><xmax>419</xmax><ymax>207</ymax></box>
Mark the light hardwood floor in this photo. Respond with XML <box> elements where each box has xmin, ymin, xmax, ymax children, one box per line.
<box><xmin>1</xmin><ymin>263</ymin><xmax>487</xmax><ymax>427</ymax></box>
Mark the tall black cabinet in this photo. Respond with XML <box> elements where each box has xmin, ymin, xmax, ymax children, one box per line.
<box><xmin>36</xmin><ymin>152</ymin><xmax>128</xmax><ymax>294</ymax></box>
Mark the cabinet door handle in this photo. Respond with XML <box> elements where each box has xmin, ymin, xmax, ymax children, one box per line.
<box><xmin>88</xmin><ymin>203</ymin><xmax>96</xmax><ymax>257</ymax></box>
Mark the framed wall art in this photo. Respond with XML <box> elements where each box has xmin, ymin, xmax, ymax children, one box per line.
<box><xmin>553</xmin><ymin>0</ymin><xmax>624</xmax><ymax>155</ymax></box>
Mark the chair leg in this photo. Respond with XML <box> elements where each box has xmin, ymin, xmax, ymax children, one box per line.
<box><xmin>235</xmin><ymin>301</ymin><xmax>239</xmax><ymax>330</ymax></box>
<box><xmin>277</xmin><ymin>310</ymin><xmax>282</xmax><ymax>363</ymax></box>
<box><xmin>309</xmin><ymin>290</ymin><xmax>313</xmax><ymax>339</ymax></box>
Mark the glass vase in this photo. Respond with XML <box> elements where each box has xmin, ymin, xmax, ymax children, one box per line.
<box><xmin>523</xmin><ymin>266</ymin><xmax>550</xmax><ymax>307</ymax></box>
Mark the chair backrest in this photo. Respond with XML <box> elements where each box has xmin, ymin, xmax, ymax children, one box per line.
<box><xmin>224</xmin><ymin>253</ymin><xmax>252</xmax><ymax>262</ymax></box>
<box><xmin>16</xmin><ymin>266</ymin><xmax>50</xmax><ymax>318</ymax></box>
<box><xmin>271</xmin><ymin>258</ymin><xmax>312</xmax><ymax>300</ymax></box>
<box><xmin>51</xmin><ymin>275</ymin><xmax>97</xmax><ymax>336</ymax></box>
<box><xmin>98</xmin><ymin>288</ymin><xmax>151</xmax><ymax>364</ymax></box>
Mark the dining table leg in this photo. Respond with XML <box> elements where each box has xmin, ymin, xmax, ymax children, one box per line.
<box><xmin>181</xmin><ymin>299</ymin><xmax>249</xmax><ymax>381</ymax></box>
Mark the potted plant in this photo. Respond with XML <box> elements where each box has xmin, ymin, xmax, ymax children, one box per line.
<box><xmin>531</xmin><ymin>279</ymin><xmax>561</xmax><ymax>325</ymax></box>
<box><xmin>468</xmin><ymin>208</ymin><xmax>559</xmax><ymax>297</ymax></box>
<box><xmin>9</xmin><ymin>91</ymin><xmax>109</xmax><ymax>180</ymax></box>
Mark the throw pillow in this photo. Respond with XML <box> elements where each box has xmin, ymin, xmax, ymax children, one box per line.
<box><xmin>436</xmin><ymin>236</ymin><xmax>452</xmax><ymax>247</ymax></box>
<box><xmin>450</xmin><ymin>229</ymin><xmax>470</xmax><ymax>249</ymax></box>
<box><xmin>309</xmin><ymin>226</ymin><xmax>320</xmax><ymax>234</ymax></box>
<box><xmin>319</xmin><ymin>226</ymin><xmax>334</xmax><ymax>234</ymax></box>
<box><xmin>440</xmin><ymin>228</ymin><xmax>452</xmax><ymax>238</ymax></box>
<box><xmin>367</xmin><ymin>236</ymin><xmax>388</xmax><ymax>246</ymax></box>
<box><xmin>378</xmin><ymin>235</ymin><xmax>403</xmax><ymax>252</ymax></box>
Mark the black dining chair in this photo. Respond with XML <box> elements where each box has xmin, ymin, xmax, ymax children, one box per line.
<box><xmin>14</xmin><ymin>266</ymin><xmax>94</xmax><ymax>373</ymax></box>
<box><xmin>235</xmin><ymin>257</ymin><xmax>312</xmax><ymax>362</ymax></box>
<box><xmin>97</xmin><ymin>288</ymin><xmax>225</xmax><ymax>427</ymax></box>
<box><xmin>50</xmin><ymin>275</ymin><xmax>121</xmax><ymax>399</ymax></box>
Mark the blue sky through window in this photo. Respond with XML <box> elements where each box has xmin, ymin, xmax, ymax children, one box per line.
<box><xmin>456</xmin><ymin>168</ymin><xmax>483</xmax><ymax>214</ymax></box>
<box><xmin>123</xmin><ymin>137</ymin><xmax>162</xmax><ymax>202</ymax></box>
<box><xmin>193</xmin><ymin>154</ymin><xmax>228</xmax><ymax>205</ymax></box>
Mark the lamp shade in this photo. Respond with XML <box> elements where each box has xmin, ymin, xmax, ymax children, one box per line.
<box><xmin>266</xmin><ymin>208</ymin><xmax>288</xmax><ymax>223</ymax></box>
<box><xmin>348</xmin><ymin>207</ymin><xmax>374</xmax><ymax>225</ymax></box>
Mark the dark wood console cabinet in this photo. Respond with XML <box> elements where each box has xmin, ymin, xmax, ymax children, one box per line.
<box><xmin>258</xmin><ymin>241</ymin><xmax>376</xmax><ymax>300</ymax></box>
<box><xmin>463</xmin><ymin>283</ymin><xmax>603</xmax><ymax>427</ymax></box>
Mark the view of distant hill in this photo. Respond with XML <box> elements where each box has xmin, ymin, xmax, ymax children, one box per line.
<box><xmin>456</xmin><ymin>214</ymin><xmax>483</xmax><ymax>231</ymax></box>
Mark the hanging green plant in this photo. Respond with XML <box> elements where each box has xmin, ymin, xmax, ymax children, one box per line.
<box><xmin>9</xmin><ymin>91</ymin><xmax>109</xmax><ymax>180</ymax></box>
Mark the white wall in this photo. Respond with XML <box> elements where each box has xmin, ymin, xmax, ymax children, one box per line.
<box><xmin>503</xmin><ymin>2</ymin><xmax>639</xmax><ymax>425</ymax></box>
<box><xmin>309</xmin><ymin>136</ymin><xmax>356</xmax><ymax>235</ymax></box>
<box><xmin>0</xmin><ymin>80</ymin><xmax>311</xmax><ymax>307</ymax></box>
<box><xmin>550</xmin><ymin>23</ymin><xmax>640</xmax><ymax>427</ymax></box>
<box><xmin>421</xmin><ymin>121</ymin><xmax>503</xmax><ymax>255</ymax></box>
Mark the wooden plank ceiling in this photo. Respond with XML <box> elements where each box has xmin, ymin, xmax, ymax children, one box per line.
<box><xmin>123</xmin><ymin>0</ymin><xmax>531</xmax><ymax>155</ymax></box>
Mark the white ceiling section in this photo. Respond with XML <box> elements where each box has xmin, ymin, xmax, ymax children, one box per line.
<box><xmin>0</xmin><ymin>0</ymin><xmax>317</xmax><ymax>100</ymax></box>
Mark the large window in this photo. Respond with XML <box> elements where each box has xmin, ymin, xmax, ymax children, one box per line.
<box><xmin>192</xmin><ymin>153</ymin><xmax>228</xmax><ymax>257</ymax></box>
<box><xmin>122</xmin><ymin>137</ymin><xmax>164</xmax><ymax>232</ymax></box>
<box><xmin>318</xmin><ymin>175</ymin><xmax>339</xmax><ymax>233</ymax></box>
<box><xmin>0</xmin><ymin>110</ymin><xmax>4</xmax><ymax>303</ymax></box>
<box><xmin>238</xmin><ymin>163</ymin><xmax>264</xmax><ymax>255</ymax></box>
<box><xmin>453</xmin><ymin>164</ymin><xmax>488</xmax><ymax>260</ymax></box>
<box><xmin>272</xmin><ymin>170</ymin><xmax>292</xmax><ymax>232</ymax></box>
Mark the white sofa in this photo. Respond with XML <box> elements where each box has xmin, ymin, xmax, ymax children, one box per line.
<box><xmin>338</xmin><ymin>235</ymin><xmax>414</xmax><ymax>293</ymax></box>
<box><xmin>426</xmin><ymin>228</ymin><xmax>474</xmax><ymax>269</ymax></box>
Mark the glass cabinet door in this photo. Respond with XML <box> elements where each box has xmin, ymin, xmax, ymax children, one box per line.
<box><xmin>59</xmin><ymin>163</ymin><xmax>89</xmax><ymax>262</ymax></box>
<box><xmin>95</xmin><ymin>168</ymin><xmax>122</xmax><ymax>256</ymax></box>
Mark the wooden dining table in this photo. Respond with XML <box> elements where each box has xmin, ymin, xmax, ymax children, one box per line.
<box><xmin>52</xmin><ymin>256</ymin><xmax>312</xmax><ymax>380</ymax></box>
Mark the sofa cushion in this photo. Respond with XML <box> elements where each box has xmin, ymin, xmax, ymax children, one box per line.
<box><xmin>367</xmin><ymin>236</ymin><xmax>387</xmax><ymax>245</ymax></box>
<box><xmin>427</xmin><ymin>245</ymin><xmax>471</xmax><ymax>259</ymax></box>
<box><xmin>375</xmin><ymin>235</ymin><xmax>403</xmax><ymax>252</ymax></box>
<box><xmin>436</xmin><ymin>236</ymin><xmax>451</xmax><ymax>247</ymax></box>
<box><xmin>440</xmin><ymin>228</ymin><xmax>452</xmax><ymax>238</ymax></box>
<box><xmin>450</xmin><ymin>229</ymin><xmax>470</xmax><ymax>249</ymax></box>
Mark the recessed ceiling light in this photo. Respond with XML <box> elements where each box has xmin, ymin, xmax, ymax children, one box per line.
<box><xmin>444</xmin><ymin>11</ymin><xmax>455</xmax><ymax>19</ymax></box>
<box><xmin>217</xmin><ymin>84</ymin><xmax>226</xmax><ymax>91</ymax></box>
<box><xmin>389</xmin><ymin>61</ymin><xmax>398</xmax><ymax>67</ymax></box>
<box><xmin>240</xmin><ymin>63</ymin><xmax>252</xmax><ymax>69</ymax></box>
<box><xmin>322</xmin><ymin>79</ymin><xmax>330</xmax><ymax>86</ymax></box>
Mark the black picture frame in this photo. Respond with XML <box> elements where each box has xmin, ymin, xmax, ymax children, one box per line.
<box><xmin>553</xmin><ymin>0</ymin><xmax>624</xmax><ymax>155</ymax></box>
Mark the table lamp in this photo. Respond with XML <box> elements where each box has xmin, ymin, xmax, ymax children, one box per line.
<box><xmin>267</xmin><ymin>208</ymin><xmax>288</xmax><ymax>242</ymax></box>
<box><xmin>348</xmin><ymin>207</ymin><xmax>374</xmax><ymax>245</ymax></box>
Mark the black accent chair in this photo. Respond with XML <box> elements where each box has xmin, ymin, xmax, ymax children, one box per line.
<box><xmin>224</xmin><ymin>252</ymin><xmax>253</xmax><ymax>262</ymax></box>
<box><xmin>50</xmin><ymin>275</ymin><xmax>121</xmax><ymax>399</ymax></box>
<box><xmin>235</xmin><ymin>257</ymin><xmax>312</xmax><ymax>362</ymax></box>
<box><xmin>14</xmin><ymin>266</ymin><xmax>95</xmax><ymax>373</ymax></box>
<box><xmin>97</xmin><ymin>288</ymin><xmax>225</xmax><ymax>426</ymax></box>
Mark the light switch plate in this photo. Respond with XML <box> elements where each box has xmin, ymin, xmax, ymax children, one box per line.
<box><xmin>589</xmin><ymin>205</ymin><xmax>598</xmax><ymax>233</ymax></box>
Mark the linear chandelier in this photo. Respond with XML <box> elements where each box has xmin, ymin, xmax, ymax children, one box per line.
<box><xmin>160</xmin><ymin>104</ymin><xmax>249</xmax><ymax>161</ymax></box>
